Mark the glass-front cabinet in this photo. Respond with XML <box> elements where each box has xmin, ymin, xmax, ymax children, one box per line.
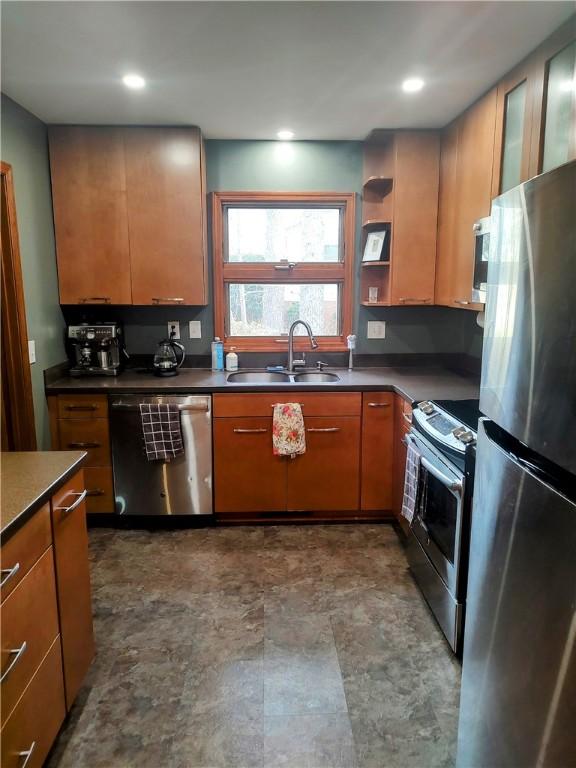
<box><xmin>500</xmin><ymin>80</ymin><xmax>529</xmax><ymax>192</ymax></box>
<box><xmin>541</xmin><ymin>41</ymin><xmax>576</xmax><ymax>173</ymax></box>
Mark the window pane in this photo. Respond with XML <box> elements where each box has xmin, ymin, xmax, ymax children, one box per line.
<box><xmin>228</xmin><ymin>283</ymin><xmax>340</xmax><ymax>336</ymax></box>
<box><xmin>227</xmin><ymin>208</ymin><xmax>341</xmax><ymax>263</ymax></box>
<box><xmin>501</xmin><ymin>81</ymin><xmax>527</xmax><ymax>193</ymax></box>
<box><xmin>542</xmin><ymin>42</ymin><xmax>576</xmax><ymax>173</ymax></box>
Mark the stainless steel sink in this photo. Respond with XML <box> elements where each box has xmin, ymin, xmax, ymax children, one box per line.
<box><xmin>227</xmin><ymin>371</ymin><xmax>291</xmax><ymax>383</ymax></box>
<box><xmin>292</xmin><ymin>372</ymin><xmax>340</xmax><ymax>382</ymax></box>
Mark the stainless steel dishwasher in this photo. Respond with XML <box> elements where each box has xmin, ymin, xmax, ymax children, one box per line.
<box><xmin>110</xmin><ymin>394</ymin><xmax>212</xmax><ymax>516</ymax></box>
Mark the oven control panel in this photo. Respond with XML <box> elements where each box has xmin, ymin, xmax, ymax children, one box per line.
<box><xmin>413</xmin><ymin>401</ymin><xmax>477</xmax><ymax>450</ymax></box>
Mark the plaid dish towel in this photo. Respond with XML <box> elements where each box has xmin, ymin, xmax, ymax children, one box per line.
<box><xmin>272</xmin><ymin>403</ymin><xmax>306</xmax><ymax>458</ymax></box>
<box><xmin>401</xmin><ymin>438</ymin><xmax>422</xmax><ymax>524</ymax></box>
<box><xmin>139</xmin><ymin>403</ymin><xmax>184</xmax><ymax>461</ymax></box>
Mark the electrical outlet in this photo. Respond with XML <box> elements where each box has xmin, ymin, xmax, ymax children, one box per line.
<box><xmin>28</xmin><ymin>340</ymin><xmax>36</xmax><ymax>364</ymax></box>
<box><xmin>189</xmin><ymin>320</ymin><xmax>202</xmax><ymax>339</ymax></box>
<box><xmin>367</xmin><ymin>321</ymin><xmax>386</xmax><ymax>340</ymax></box>
<box><xmin>168</xmin><ymin>321</ymin><xmax>180</xmax><ymax>340</ymax></box>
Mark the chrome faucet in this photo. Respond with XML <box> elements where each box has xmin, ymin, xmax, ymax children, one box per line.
<box><xmin>288</xmin><ymin>320</ymin><xmax>318</xmax><ymax>372</ymax></box>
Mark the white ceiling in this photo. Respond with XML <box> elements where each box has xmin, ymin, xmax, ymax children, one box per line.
<box><xmin>2</xmin><ymin>1</ymin><xmax>574</xmax><ymax>139</ymax></box>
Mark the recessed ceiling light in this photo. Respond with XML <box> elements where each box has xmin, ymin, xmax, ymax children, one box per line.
<box><xmin>277</xmin><ymin>129</ymin><xmax>295</xmax><ymax>141</ymax></box>
<box><xmin>402</xmin><ymin>77</ymin><xmax>425</xmax><ymax>94</ymax></box>
<box><xmin>122</xmin><ymin>73</ymin><xmax>146</xmax><ymax>90</ymax></box>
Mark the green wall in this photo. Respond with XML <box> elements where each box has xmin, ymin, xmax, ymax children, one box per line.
<box><xmin>1</xmin><ymin>94</ymin><xmax>65</xmax><ymax>448</ymax></box>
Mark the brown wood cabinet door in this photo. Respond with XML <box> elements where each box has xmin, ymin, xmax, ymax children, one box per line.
<box><xmin>125</xmin><ymin>127</ymin><xmax>207</xmax><ymax>306</ymax></box>
<box><xmin>434</xmin><ymin>120</ymin><xmax>459</xmax><ymax>307</ymax></box>
<box><xmin>360</xmin><ymin>393</ymin><xmax>394</xmax><ymax>511</ymax></box>
<box><xmin>51</xmin><ymin>472</ymin><xmax>94</xmax><ymax>709</ymax></box>
<box><xmin>213</xmin><ymin>418</ymin><xmax>286</xmax><ymax>513</ymax></box>
<box><xmin>287</xmin><ymin>416</ymin><xmax>361</xmax><ymax>512</ymax></box>
<box><xmin>390</xmin><ymin>132</ymin><xmax>439</xmax><ymax>306</ymax></box>
<box><xmin>57</xmin><ymin>418</ymin><xmax>111</xmax><ymax>466</ymax></box>
<box><xmin>49</xmin><ymin>127</ymin><xmax>132</xmax><ymax>305</ymax></box>
<box><xmin>453</xmin><ymin>89</ymin><xmax>497</xmax><ymax>310</ymax></box>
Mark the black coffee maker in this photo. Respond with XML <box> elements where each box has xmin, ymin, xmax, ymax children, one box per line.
<box><xmin>153</xmin><ymin>333</ymin><xmax>185</xmax><ymax>376</ymax></box>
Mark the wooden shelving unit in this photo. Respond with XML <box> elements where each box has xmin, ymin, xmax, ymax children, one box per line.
<box><xmin>361</xmin><ymin>153</ymin><xmax>393</xmax><ymax>304</ymax></box>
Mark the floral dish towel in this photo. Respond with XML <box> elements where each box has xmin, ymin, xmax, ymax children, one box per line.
<box><xmin>272</xmin><ymin>402</ymin><xmax>306</xmax><ymax>458</ymax></box>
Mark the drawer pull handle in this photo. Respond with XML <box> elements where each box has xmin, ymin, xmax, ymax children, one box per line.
<box><xmin>67</xmin><ymin>441</ymin><xmax>100</xmax><ymax>449</ymax></box>
<box><xmin>368</xmin><ymin>402</ymin><xmax>390</xmax><ymax>408</ymax></box>
<box><xmin>55</xmin><ymin>490</ymin><xmax>88</xmax><ymax>516</ymax></box>
<box><xmin>1</xmin><ymin>641</ymin><xmax>27</xmax><ymax>683</ymax></box>
<box><xmin>402</xmin><ymin>413</ymin><xmax>412</xmax><ymax>425</ymax></box>
<box><xmin>79</xmin><ymin>297</ymin><xmax>110</xmax><ymax>303</ymax></box>
<box><xmin>64</xmin><ymin>404</ymin><xmax>98</xmax><ymax>411</ymax></box>
<box><xmin>18</xmin><ymin>741</ymin><xmax>36</xmax><ymax>768</ymax></box>
<box><xmin>454</xmin><ymin>299</ymin><xmax>471</xmax><ymax>305</ymax></box>
<box><xmin>397</xmin><ymin>297</ymin><xmax>431</xmax><ymax>303</ymax></box>
<box><xmin>273</xmin><ymin>262</ymin><xmax>296</xmax><ymax>271</ymax></box>
<box><xmin>151</xmin><ymin>297</ymin><xmax>184</xmax><ymax>304</ymax></box>
<box><xmin>306</xmin><ymin>427</ymin><xmax>340</xmax><ymax>433</ymax></box>
<box><xmin>86</xmin><ymin>488</ymin><xmax>105</xmax><ymax>497</ymax></box>
<box><xmin>1</xmin><ymin>562</ymin><xmax>20</xmax><ymax>589</ymax></box>
<box><xmin>233</xmin><ymin>428</ymin><xmax>267</xmax><ymax>434</ymax></box>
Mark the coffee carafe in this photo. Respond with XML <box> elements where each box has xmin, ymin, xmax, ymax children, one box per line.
<box><xmin>153</xmin><ymin>336</ymin><xmax>185</xmax><ymax>377</ymax></box>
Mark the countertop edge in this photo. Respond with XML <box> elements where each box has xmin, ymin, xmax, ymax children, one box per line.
<box><xmin>1</xmin><ymin>452</ymin><xmax>87</xmax><ymax>543</ymax></box>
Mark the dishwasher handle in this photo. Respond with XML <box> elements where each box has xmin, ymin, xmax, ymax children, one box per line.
<box><xmin>111</xmin><ymin>401</ymin><xmax>210</xmax><ymax>413</ymax></box>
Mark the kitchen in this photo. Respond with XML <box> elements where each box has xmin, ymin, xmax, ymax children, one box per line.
<box><xmin>0</xmin><ymin>2</ymin><xmax>575</xmax><ymax>767</ymax></box>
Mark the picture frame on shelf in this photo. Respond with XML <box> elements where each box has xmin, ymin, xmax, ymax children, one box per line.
<box><xmin>362</xmin><ymin>230</ymin><xmax>387</xmax><ymax>262</ymax></box>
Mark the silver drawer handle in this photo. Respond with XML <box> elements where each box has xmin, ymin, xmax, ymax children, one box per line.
<box><xmin>1</xmin><ymin>641</ymin><xmax>27</xmax><ymax>683</ymax></box>
<box><xmin>79</xmin><ymin>297</ymin><xmax>110</xmax><ymax>303</ymax></box>
<box><xmin>1</xmin><ymin>562</ymin><xmax>20</xmax><ymax>589</ymax></box>
<box><xmin>233</xmin><ymin>428</ymin><xmax>267</xmax><ymax>433</ymax></box>
<box><xmin>55</xmin><ymin>490</ymin><xmax>88</xmax><ymax>516</ymax></box>
<box><xmin>67</xmin><ymin>441</ymin><xmax>100</xmax><ymax>449</ymax></box>
<box><xmin>18</xmin><ymin>742</ymin><xmax>36</xmax><ymax>768</ymax></box>
<box><xmin>368</xmin><ymin>402</ymin><xmax>390</xmax><ymax>408</ymax></box>
<box><xmin>306</xmin><ymin>427</ymin><xmax>340</xmax><ymax>433</ymax></box>
<box><xmin>402</xmin><ymin>413</ymin><xmax>412</xmax><ymax>425</ymax></box>
<box><xmin>274</xmin><ymin>262</ymin><xmax>296</xmax><ymax>271</ymax></box>
<box><xmin>151</xmin><ymin>297</ymin><xmax>184</xmax><ymax>303</ymax></box>
<box><xmin>398</xmin><ymin>297</ymin><xmax>431</xmax><ymax>303</ymax></box>
<box><xmin>64</xmin><ymin>404</ymin><xmax>98</xmax><ymax>411</ymax></box>
<box><xmin>454</xmin><ymin>299</ymin><xmax>470</xmax><ymax>305</ymax></box>
<box><xmin>86</xmin><ymin>488</ymin><xmax>105</xmax><ymax>497</ymax></box>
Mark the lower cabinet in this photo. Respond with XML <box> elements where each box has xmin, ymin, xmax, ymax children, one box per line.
<box><xmin>51</xmin><ymin>474</ymin><xmax>95</xmax><ymax>707</ymax></box>
<box><xmin>360</xmin><ymin>392</ymin><xmax>394</xmax><ymax>512</ymax></box>
<box><xmin>213</xmin><ymin>393</ymin><xmax>363</xmax><ymax>519</ymax></box>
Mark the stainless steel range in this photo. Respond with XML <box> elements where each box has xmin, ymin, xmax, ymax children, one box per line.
<box><xmin>405</xmin><ymin>398</ymin><xmax>481</xmax><ymax>655</ymax></box>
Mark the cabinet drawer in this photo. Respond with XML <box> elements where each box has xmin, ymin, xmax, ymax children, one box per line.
<box><xmin>213</xmin><ymin>392</ymin><xmax>362</xmax><ymax>418</ymax></box>
<box><xmin>83</xmin><ymin>467</ymin><xmax>114</xmax><ymax>513</ymax></box>
<box><xmin>0</xmin><ymin>638</ymin><xmax>66</xmax><ymax>768</ymax></box>
<box><xmin>58</xmin><ymin>418</ymin><xmax>110</xmax><ymax>466</ymax></box>
<box><xmin>0</xmin><ymin>505</ymin><xmax>52</xmax><ymax>601</ymax></box>
<box><xmin>1</xmin><ymin>548</ymin><xmax>60</xmax><ymax>722</ymax></box>
<box><xmin>57</xmin><ymin>394</ymin><xmax>108</xmax><ymax>419</ymax></box>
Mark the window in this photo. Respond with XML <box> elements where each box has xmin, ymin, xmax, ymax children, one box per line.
<box><xmin>213</xmin><ymin>192</ymin><xmax>355</xmax><ymax>351</ymax></box>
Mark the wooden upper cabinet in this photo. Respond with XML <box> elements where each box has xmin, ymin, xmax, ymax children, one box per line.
<box><xmin>49</xmin><ymin>127</ymin><xmax>132</xmax><ymax>305</ymax></box>
<box><xmin>493</xmin><ymin>67</ymin><xmax>533</xmax><ymax>197</ymax></box>
<box><xmin>49</xmin><ymin>126</ymin><xmax>208</xmax><ymax>306</ymax></box>
<box><xmin>435</xmin><ymin>90</ymin><xmax>496</xmax><ymax>310</ymax></box>
<box><xmin>389</xmin><ymin>132</ymin><xmax>440</xmax><ymax>306</ymax></box>
<box><xmin>124</xmin><ymin>127</ymin><xmax>208</xmax><ymax>306</ymax></box>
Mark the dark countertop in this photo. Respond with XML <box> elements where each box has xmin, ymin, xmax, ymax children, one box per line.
<box><xmin>45</xmin><ymin>366</ymin><xmax>479</xmax><ymax>403</ymax></box>
<box><xmin>1</xmin><ymin>451</ymin><xmax>86</xmax><ymax>542</ymax></box>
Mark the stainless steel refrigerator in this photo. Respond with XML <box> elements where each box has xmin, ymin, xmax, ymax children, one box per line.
<box><xmin>457</xmin><ymin>160</ymin><xmax>576</xmax><ymax>768</ymax></box>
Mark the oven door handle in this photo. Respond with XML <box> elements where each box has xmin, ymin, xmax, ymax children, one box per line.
<box><xmin>420</xmin><ymin>456</ymin><xmax>463</xmax><ymax>495</ymax></box>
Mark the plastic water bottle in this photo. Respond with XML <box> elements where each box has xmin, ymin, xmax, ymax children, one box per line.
<box><xmin>211</xmin><ymin>337</ymin><xmax>224</xmax><ymax>371</ymax></box>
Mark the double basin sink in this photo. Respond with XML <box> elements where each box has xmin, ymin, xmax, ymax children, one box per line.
<box><xmin>227</xmin><ymin>370</ymin><xmax>340</xmax><ymax>384</ymax></box>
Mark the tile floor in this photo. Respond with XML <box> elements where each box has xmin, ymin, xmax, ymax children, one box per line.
<box><xmin>47</xmin><ymin>524</ymin><xmax>461</xmax><ymax>768</ymax></box>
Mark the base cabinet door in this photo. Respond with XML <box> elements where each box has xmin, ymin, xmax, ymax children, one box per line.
<box><xmin>287</xmin><ymin>417</ymin><xmax>361</xmax><ymax>512</ymax></box>
<box><xmin>361</xmin><ymin>393</ymin><xmax>394</xmax><ymax>511</ymax></box>
<box><xmin>51</xmin><ymin>472</ymin><xmax>95</xmax><ymax>708</ymax></box>
<box><xmin>214</xmin><ymin>418</ymin><xmax>287</xmax><ymax>513</ymax></box>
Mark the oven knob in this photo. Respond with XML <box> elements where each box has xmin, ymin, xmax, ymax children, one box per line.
<box><xmin>459</xmin><ymin>431</ymin><xmax>476</xmax><ymax>445</ymax></box>
<box><xmin>418</xmin><ymin>400</ymin><xmax>435</xmax><ymax>415</ymax></box>
<box><xmin>452</xmin><ymin>426</ymin><xmax>466</xmax><ymax>438</ymax></box>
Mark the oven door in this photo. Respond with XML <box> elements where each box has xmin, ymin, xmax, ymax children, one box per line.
<box><xmin>407</xmin><ymin>431</ymin><xmax>465</xmax><ymax>596</ymax></box>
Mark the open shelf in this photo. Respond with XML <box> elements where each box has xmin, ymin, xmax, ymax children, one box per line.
<box><xmin>363</xmin><ymin>176</ymin><xmax>393</xmax><ymax>196</ymax></box>
<box><xmin>360</xmin><ymin>300</ymin><xmax>390</xmax><ymax>307</ymax></box>
<box><xmin>362</xmin><ymin>219</ymin><xmax>390</xmax><ymax>229</ymax></box>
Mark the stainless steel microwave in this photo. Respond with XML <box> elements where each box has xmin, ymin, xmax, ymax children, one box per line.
<box><xmin>472</xmin><ymin>217</ymin><xmax>490</xmax><ymax>303</ymax></box>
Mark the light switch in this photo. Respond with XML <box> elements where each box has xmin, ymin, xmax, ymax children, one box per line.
<box><xmin>189</xmin><ymin>320</ymin><xmax>202</xmax><ymax>339</ymax></box>
<box><xmin>367</xmin><ymin>321</ymin><xmax>386</xmax><ymax>340</ymax></box>
<box><xmin>28</xmin><ymin>340</ymin><xmax>36</xmax><ymax>364</ymax></box>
